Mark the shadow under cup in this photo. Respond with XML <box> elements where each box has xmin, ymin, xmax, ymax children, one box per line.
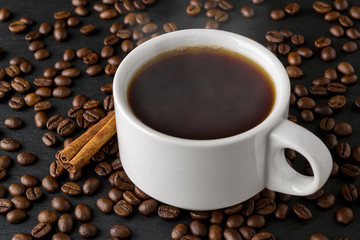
<box><xmin>113</xmin><ymin>29</ymin><xmax>292</xmax><ymax>210</ymax></box>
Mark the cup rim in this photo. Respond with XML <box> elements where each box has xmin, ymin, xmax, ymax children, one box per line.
<box><xmin>113</xmin><ymin>29</ymin><xmax>290</xmax><ymax>147</ymax></box>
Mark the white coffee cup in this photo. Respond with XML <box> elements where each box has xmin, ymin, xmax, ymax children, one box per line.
<box><xmin>113</xmin><ymin>29</ymin><xmax>332</xmax><ymax>210</ymax></box>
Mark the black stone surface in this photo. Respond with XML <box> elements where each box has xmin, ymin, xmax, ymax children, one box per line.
<box><xmin>0</xmin><ymin>0</ymin><xmax>359</xmax><ymax>239</ymax></box>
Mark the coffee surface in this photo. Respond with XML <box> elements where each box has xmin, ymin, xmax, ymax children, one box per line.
<box><xmin>127</xmin><ymin>47</ymin><xmax>275</xmax><ymax>140</ymax></box>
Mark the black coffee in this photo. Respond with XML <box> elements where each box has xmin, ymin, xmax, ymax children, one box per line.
<box><xmin>127</xmin><ymin>46</ymin><xmax>275</xmax><ymax>140</ymax></box>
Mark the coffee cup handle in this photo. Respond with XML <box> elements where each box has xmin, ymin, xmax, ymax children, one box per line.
<box><xmin>265</xmin><ymin>119</ymin><xmax>332</xmax><ymax>195</ymax></box>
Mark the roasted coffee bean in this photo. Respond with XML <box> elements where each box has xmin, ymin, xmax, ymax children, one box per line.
<box><xmin>68</xmin><ymin>169</ymin><xmax>82</xmax><ymax>181</ymax></box>
<box><xmin>270</xmin><ymin>9</ymin><xmax>286</xmax><ymax>20</ymax></box>
<box><xmin>54</xmin><ymin>10</ymin><xmax>71</xmax><ymax>20</ymax></box>
<box><xmin>336</xmin><ymin>207</ymin><xmax>353</xmax><ymax>224</ymax></box>
<box><xmin>86</xmin><ymin>64</ymin><xmax>103</xmax><ymax>77</ymax></box>
<box><xmin>38</xmin><ymin>22</ymin><xmax>52</xmax><ymax>35</ymax></box>
<box><xmin>95</xmin><ymin>162</ymin><xmax>112</xmax><ymax>177</ymax></box>
<box><xmin>323</xmin><ymin>68</ymin><xmax>337</xmax><ymax>81</ymax></box>
<box><xmin>6</xmin><ymin>209</ymin><xmax>27</xmax><ymax>224</ymax></box>
<box><xmin>53</xmin><ymin>86</ymin><xmax>71</xmax><ymax>99</ymax></box>
<box><xmin>338</xmin><ymin>61</ymin><xmax>354</xmax><ymax>75</ymax></box>
<box><xmin>226</xmin><ymin>214</ymin><xmax>244</xmax><ymax>228</ymax></box>
<box><xmin>0</xmin><ymin>198</ymin><xmax>13</xmax><ymax>214</ymax></box>
<box><xmin>47</xmin><ymin>115</ymin><xmax>64</xmax><ymax>130</ymax></box>
<box><xmin>75</xmin><ymin>6</ymin><xmax>89</xmax><ymax>16</ymax></box>
<box><xmin>9</xmin><ymin>96</ymin><xmax>25</xmax><ymax>110</ymax></box>
<box><xmin>342</xmin><ymin>41</ymin><xmax>357</xmax><ymax>53</ymax></box>
<box><xmin>286</xmin><ymin>65</ymin><xmax>303</xmax><ymax>78</ymax></box>
<box><xmin>172</xmin><ymin>223</ymin><xmax>189</xmax><ymax>240</ymax></box>
<box><xmin>28</xmin><ymin>40</ymin><xmax>45</xmax><ymax>52</ymax></box>
<box><xmin>321</xmin><ymin>46</ymin><xmax>336</xmax><ymax>61</ymax></box>
<box><xmin>57</xmin><ymin>119</ymin><xmax>76</xmax><ymax>137</ymax></box>
<box><xmin>9</xmin><ymin>20</ymin><xmax>27</xmax><ymax>33</ymax></box>
<box><xmin>215</xmin><ymin>10</ymin><xmax>232</xmax><ymax>22</ymax></box>
<box><xmin>122</xmin><ymin>191</ymin><xmax>140</xmax><ymax>206</ymax></box>
<box><xmin>34</xmin><ymin>48</ymin><xmax>51</xmax><ymax>60</ymax></box>
<box><xmin>62</xmin><ymin>49</ymin><xmax>75</xmax><ymax>63</ymax></box>
<box><xmin>132</xmin><ymin>186</ymin><xmax>148</xmax><ymax>200</ymax></box>
<box><xmin>328</xmin><ymin>95</ymin><xmax>346</xmax><ymax>109</ymax></box>
<box><xmin>82</xmin><ymin>99</ymin><xmax>99</xmax><ymax>110</ymax></box>
<box><xmin>252</xmin><ymin>232</ymin><xmax>275</xmax><ymax>240</ymax></box>
<box><xmin>349</xmin><ymin>5</ymin><xmax>360</xmax><ymax>19</ymax></box>
<box><xmin>83</xmin><ymin>109</ymin><xmax>101</xmax><ymax>123</ymax></box>
<box><xmin>105</xmin><ymin>64</ymin><xmax>117</xmax><ymax>76</ymax></box>
<box><xmin>287</xmin><ymin>52</ymin><xmax>302</xmax><ymax>66</ymax></box>
<box><xmin>61</xmin><ymin>182</ymin><xmax>81</xmax><ymax>196</ymax></box>
<box><xmin>100</xmin><ymin>9</ymin><xmax>118</xmax><ymax>20</ymax></box>
<box><xmin>52</xmin><ymin>233</ymin><xmax>72</xmax><ymax>240</ymax></box>
<box><xmin>0</xmin><ymin>80</ymin><xmax>11</xmax><ymax>93</ymax></box>
<box><xmin>110</xmin><ymin>224</ymin><xmax>132</xmax><ymax>239</ymax></box>
<box><xmin>26</xmin><ymin>187</ymin><xmax>42</xmax><ymax>201</ymax></box>
<box><xmin>42</xmin><ymin>132</ymin><xmax>57</xmax><ymax>147</ymax></box>
<box><xmin>313</xmin><ymin>77</ymin><xmax>330</xmax><ymax>86</ymax></box>
<box><xmin>277</xmin><ymin>43</ymin><xmax>290</xmax><ymax>55</ymax></box>
<box><xmin>19</xmin><ymin>61</ymin><xmax>33</xmax><ymax>74</ymax></box>
<box><xmin>67</xmin><ymin>16</ymin><xmax>80</xmax><ymax>28</ymax></box>
<box><xmin>329</xmin><ymin>25</ymin><xmax>344</xmax><ymax>37</ymax></box>
<box><xmin>31</xmin><ymin>222</ymin><xmax>52</xmax><ymax>238</ymax></box>
<box><xmin>316</xmin><ymin>194</ymin><xmax>335</xmax><ymax>209</ymax></box>
<box><xmin>0</xmin><ymin>155</ymin><xmax>12</xmax><ymax>170</ymax></box>
<box><xmin>80</xmin><ymin>24</ymin><xmax>96</xmax><ymax>35</ymax></box>
<box><xmin>54</xmin><ymin>60</ymin><xmax>71</xmax><ymax>70</ymax></box>
<box><xmin>292</xmin><ymin>203</ymin><xmax>312</xmax><ymax>220</ymax></box>
<box><xmin>24</xmin><ymin>93</ymin><xmax>42</xmax><ymax>107</ymax></box>
<box><xmin>336</xmin><ymin>142</ymin><xmax>351</xmax><ymax>159</ymax></box>
<box><xmin>6</xmin><ymin>65</ymin><xmax>21</xmax><ymax>78</ymax></box>
<box><xmin>189</xmin><ymin>220</ymin><xmax>207</xmax><ymax>237</ymax></box>
<box><xmin>294</xmin><ymin>84</ymin><xmax>308</xmax><ymax>97</ymax></box>
<box><xmin>11</xmin><ymin>233</ymin><xmax>33</xmax><ymax>240</ymax></box>
<box><xmin>265</xmin><ymin>30</ymin><xmax>283</xmax><ymax>43</ymax></box>
<box><xmin>340</xmin><ymin>163</ymin><xmax>360</xmax><ymax>177</ymax></box>
<box><xmin>327</xmin><ymin>83</ymin><xmax>346</xmax><ymax>94</ymax></box>
<box><xmin>11</xmin><ymin>77</ymin><xmax>31</xmax><ymax>94</ymax></box>
<box><xmin>246</xmin><ymin>214</ymin><xmax>266</xmax><ymax>228</ymax></box>
<box><xmin>324</xmin><ymin>133</ymin><xmax>338</xmax><ymax>149</ymax></box>
<box><xmin>313</xmin><ymin>1</ymin><xmax>332</xmax><ymax>14</ymax></box>
<box><xmin>334</xmin><ymin>122</ymin><xmax>352</xmax><ymax>137</ymax></box>
<box><xmin>79</xmin><ymin>223</ymin><xmax>97</xmax><ymax>238</ymax></box>
<box><xmin>291</xmin><ymin>34</ymin><xmax>305</xmax><ymax>45</ymax></box>
<box><xmin>34</xmin><ymin>101</ymin><xmax>52</xmax><ymax>111</ymax></box>
<box><xmin>274</xmin><ymin>203</ymin><xmax>289</xmax><ymax>220</ymax></box>
<box><xmin>284</xmin><ymin>2</ymin><xmax>300</xmax><ymax>15</ymax></box>
<box><xmin>54</xmin><ymin>75</ymin><xmax>72</xmax><ymax>87</ymax></box>
<box><xmin>190</xmin><ymin>211</ymin><xmax>210</xmax><ymax>221</ymax></box>
<box><xmin>20</xmin><ymin>174</ymin><xmax>38</xmax><ymax>187</ymax></box>
<box><xmin>352</xmin><ymin>146</ymin><xmax>360</xmax><ymax>163</ymax></box>
<box><xmin>38</xmin><ymin>209</ymin><xmax>58</xmax><ymax>224</ymax></box>
<box><xmin>341</xmin><ymin>73</ymin><xmax>358</xmax><ymax>85</ymax></box>
<box><xmin>75</xmin><ymin>203</ymin><xmax>92</xmax><ymax>221</ymax></box>
<box><xmin>96</xmin><ymin>197</ymin><xmax>113</xmax><ymax>214</ymax></box>
<box><xmin>121</xmin><ymin>40</ymin><xmax>134</xmax><ymax>53</ymax></box>
<box><xmin>186</xmin><ymin>4</ymin><xmax>201</xmax><ymax>16</ymax></box>
<box><xmin>82</xmin><ymin>53</ymin><xmax>98</xmax><ymax>66</ymax></box>
<box><xmin>58</xmin><ymin>213</ymin><xmax>73</xmax><ymax>233</ymax></box>
<box><xmin>93</xmin><ymin>3</ymin><xmax>108</xmax><ymax>12</ymax></box>
<box><xmin>341</xmin><ymin>184</ymin><xmax>358</xmax><ymax>202</ymax></box>
<box><xmin>108</xmin><ymin>188</ymin><xmax>122</xmax><ymax>203</ymax></box>
<box><xmin>0</xmin><ymin>8</ymin><xmax>11</xmax><ymax>22</ymax></box>
<box><xmin>17</xmin><ymin>152</ymin><xmax>37</xmax><ymax>166</ymax></box>
<box><xmin>0</xmin><ymin>138</ymin><xmax>21</xmax><ymax>152</ymax></box>
<box><xmin>76</xmin><ymin>48</ymin><xmax>92</xmax><ymax>59</ymax></box>
<box><xmin>51</xmin><ymin>196</ymin><xmax>71</xmax><ymax>213</ymax></box>
<box><xmin>181</xmin><ymin>235</ymin><xmax>202</xmax><ymax>240</ymax></box>
<box><xmin>346</xmin><ymin>28</ymin><xmax>360</xmax><ymax>40</ymax></box>
<box><xmin>62</xmin><ymin>67</ymin><xmax>81</xmax><ymax>78</ymax></box>
<box><xmin>42</xmin><ymin>176</ymin><xmax>59</xmax><ymax>193</ymax></box>
<box><xmin>255</xmin><ymin>198</ymin><xmax>276</xmax><ymax>215</ymax></box>
<box><xmin>114</xmin><ymin>200</ymin><xmax>133</xmax><ymax>217</ymax></box>
<box><xmin>320</xmin><ymin>118</ymin><xmax>335</xmax><ymax>131</ymax></box>
<box><xmin>238</xmin><ymin>226</ymin><xmax>256</xmax><ymax>240</ymax></box>
<box><xmin>297</xmin><ymin>97</ymin><xmax>316</xmax><ymax>110</ymax></box>
<box><xmin>315</xmin><ymin>37</ymin><xmax>331</xmax><ymax>49</ymax></box>
<box><xmin>82</xmin><ymin>178</ymin><xmax>101</xmax><ymax>196</ymax></box>
<box><xmin>135</xmin><ymin>198</ymin><xmax>158</xmax><ymax>216</ymax></box>
<box><xmin>210</xmin><ymin>210</ymin><xmax>225</xmax><ymax>225</ymax></box>
<box><xmin>34</xmin><ymin>76</ymin><xmax>53</xmax><ymax>88</ymax></box>
<box><xmin>325</xmin><ymin>11</ymin><xmax>340</xmax><ymax>22</ymax></box>
<box><xmin>339</xmin><ymin>15</ymin><xmax>353</xmax><ymax>27</ymax></box>
<box><xmin>158</xmin><ymin>205</ymin><xmax>180</xmax><ymax>220</ymax></box>
<box><xmin>72</xmin><ymin>94</ymin><xmax>86</xmax><ymax>108</ymax></box>
<box><xmin>204</xmin><ymin>19</ymin><xmax>219</xmax><ymax>29</ymax></box>
<box><xmin>334</xmin><ymin>0</ymin><xmax>348</xmax><ymax>11</ymax></box>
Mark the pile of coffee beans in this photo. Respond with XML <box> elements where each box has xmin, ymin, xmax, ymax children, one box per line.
<box><xmin>1</xmin><ymin>0</ymin><xmax>360</xmax><ymax>239</ymax></box>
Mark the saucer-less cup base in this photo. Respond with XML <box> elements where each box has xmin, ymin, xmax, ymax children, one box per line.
<box><xmin>113</xmin><ymin>29</ymin><xmax>332</xmax><ymax>210</ymax></box>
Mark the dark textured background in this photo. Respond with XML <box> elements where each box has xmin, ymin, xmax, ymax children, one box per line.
<box><xmin>0</xmin><ymin>0</ymin><xmax>360</xmax><ymax>239</ymax></box>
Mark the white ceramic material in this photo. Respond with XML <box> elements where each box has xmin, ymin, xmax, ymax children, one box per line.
<box><xmin>113</xmin><ymin>29</ymin><xmax>332</xmax><ymax>210</ymax></box>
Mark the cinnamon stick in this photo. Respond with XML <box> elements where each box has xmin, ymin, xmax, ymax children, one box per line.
<box><xmin>66</xmin><ymin>114</ymin><xmax>117</xmax><ymax>173</ymax></box>
<box><xmin>58</xmin><ymin>110</ymin><xmax>115</xmax><ymax>164</ymax></box>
